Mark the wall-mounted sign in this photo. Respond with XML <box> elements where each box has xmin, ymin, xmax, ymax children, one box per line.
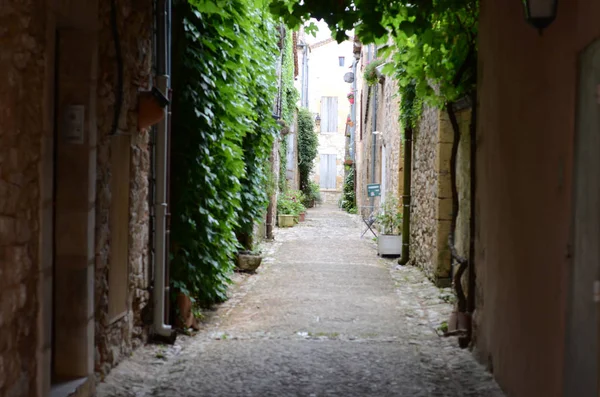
<box><xmin>64</xmin><ymin>105</ymin><xmax>85</xmax><ymax>144</ymax></box>
<box><xmin>367</xmin><ymin>183</ymin><xmax>381</xmax><ymax>197</ymax></box>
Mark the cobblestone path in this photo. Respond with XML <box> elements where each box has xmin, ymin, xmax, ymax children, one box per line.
<box><xmin>97</xmin><ymin>204</ymin><xmax>504</xmax><ymax>397</ymax></box>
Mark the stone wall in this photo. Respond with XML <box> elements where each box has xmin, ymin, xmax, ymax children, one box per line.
<box><xmin>410</xmin><ymin>105</ymin><xmax>440</xmax><ymax>280</ymax></box>
<box><xmin>0</xmin><ymin>1</ymin><xmax>45</xmax><ymax>396</ymax></box>
<box><xmin>94</xmin><ymin>0</ymin><xmax>153</xmax><ymax>379</ymax></box>
<box><xmin>377</xmin><ymin>77</ymin><xmax>402</xmax><ymax>202</ymax></box>
<box><xmin>409</xmin><ymin>105</ymin><xmax>471</xmax><ymax>287</ymax></box>
<box><xmin>356</xmin><ymin>84</ymin><xmax>376</xmax><ymax>211</ymax></box>
<box><xmin>450</xmin><ymin>109</ymin><xmax>472</xmax><ymax>292</ymax></box>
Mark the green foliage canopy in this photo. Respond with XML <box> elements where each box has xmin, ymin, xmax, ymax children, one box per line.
<box><xmin>269</xmin><ymin>0</ymin><xmax>478</xmax><ymax>105</ymax></box>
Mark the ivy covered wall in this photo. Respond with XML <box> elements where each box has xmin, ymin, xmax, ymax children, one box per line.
<box><xmin>170</xmin><ymin>0</ymin><xmax>279</xmax><ymax>304</ymax></box>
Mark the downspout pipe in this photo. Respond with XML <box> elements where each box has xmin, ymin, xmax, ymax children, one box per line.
<box><xmin>370</xmin><ymin>85</ymin><xmax>378</xmax><ymax>208</ymax></box>
<box><xmin>299</xmin><ymin>43</ymin><xmax>309</xmax><ymax>108</ymax></box>
<box><xmin>350</xmin><ymin>58</ymin><xmax>358</xmax><ymax>160</ymax></box>
<box><xmin>153</xmin><ymin>0</ymin><xmax>174</xmax><ymax>339</ymax></box>
<box><xmin>369</xmin><ymin>45</ymin><xmax>378</xmax><ymax>208</ymax></box>
<box><xmin>398</xmin><ymin>125</ymin><xmax>413</xmax><ymax>265</ymax></box>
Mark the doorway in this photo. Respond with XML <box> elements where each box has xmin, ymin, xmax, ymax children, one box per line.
<box><xmin>563</xmin><ymin>39</ymin><xmax>600</xmax><ymax>397</ymax></box>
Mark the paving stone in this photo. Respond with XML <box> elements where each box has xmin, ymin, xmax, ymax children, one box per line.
<box><xmin>97</xmin><ymin>204</ymin><xmax>503</xmax><ymax>397</ymax></box>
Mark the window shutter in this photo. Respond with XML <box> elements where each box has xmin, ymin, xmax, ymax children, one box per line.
<box><xmin>320</xmin><ymin>96</ymin><xmax>338</xmax><ymax>133</ymax></box>
<box><xmin>319</xmin><ymin>154</ymin><xmax>329</xmax><ymax>188</ymax></box>
<box><xmin>327</xmin><ymin>155</ymin><xmax>337</xmax><ymax>189</ymax></box>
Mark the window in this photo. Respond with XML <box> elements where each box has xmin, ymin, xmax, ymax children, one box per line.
<box><xmin>338</xmin><ymin>56</ymin><xmax>345</xmax><ymax>67</ymax></box>
<box><xmin>320</xmin><ymin>96</ymin><xmax>338</xmax><ymax>133</ymax></box>
<box><xmin>319</xmin><ymin>154</ymin><xmax>337</xmax><ymax>189</ymax></box>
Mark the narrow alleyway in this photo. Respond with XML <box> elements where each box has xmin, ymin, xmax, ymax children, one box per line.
<box><xmin>97</xmin><ymin>205</ymin><xmax>503</xmax><ymax>397</ymax></box>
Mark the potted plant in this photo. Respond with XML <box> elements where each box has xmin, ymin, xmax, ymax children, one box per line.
<box><xmin>310</xmin><ymin>181</ymin><xmax>321</xmax><ymax>207</ymax></box>
<box><xmin>346</xmin><ymin>115</ymin><xmax>354</xmax><ymax>127</ymax></box>
<box><xmin>344</xmin><ymin>158</ymin><xmax>353</xmax><ymax>166</ymax></box>
<box><xmin>347</xmin><ymin>92</ymin><xmax>355</xmax><ymax>104</ymax></box>
<box><xmin>288</xmin><ymin>190</ymin><xmax>307</xmax><ymax>223</ymax></box>
<box><xmin>375</xmin><ymin>194</ymin><xmax>403</xmax><ymax>257</ymax></box>
<box><xmin>277</xmin><ymin>196</ymin><xmax>296</xmax><ymax>227</ymax></box>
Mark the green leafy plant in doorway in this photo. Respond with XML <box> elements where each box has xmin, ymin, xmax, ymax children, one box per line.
<box><xmin>297</xmin><ymin>107</ymin><xmax>318</xmax><ymax>196</ymax></box>
<box><xmin>341</xmin><ymin>166</ymin><xmax>357</xmax><ymax>213</ymax></box>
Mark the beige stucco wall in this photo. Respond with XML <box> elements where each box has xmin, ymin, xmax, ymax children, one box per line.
<box><xmin>473</xmin><ymin>1</ymin><xmax>600</xmax><ymax>395</ymax></box>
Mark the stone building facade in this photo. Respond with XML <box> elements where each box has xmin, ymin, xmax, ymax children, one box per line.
<box><xmin>0</xmin><ymin>2</ymin><xmax>46</xmax><ymax>396</ymax></box>
<box><xmin>301</xmin><ymin>36</ymin><xmax>354</xmax><ymax>204</ymax></box>
<box><xmin>409</xmin><ymin>105</ymin><xmax>471</xmax><ymax>286</ymax></box>
<box><xmin>355</xmin><ymin>47</ymin><xmax>402</xmax><ymax>219</ymax></box>
<box><xmin>94</xmin><ymin>0</ymin><xmax>154</xmax><ymax>379</ymax></box>
<box><xmin>0</xmin><ymin>1</ymin><xmax>161</xmax><ymax>396</ymax></box>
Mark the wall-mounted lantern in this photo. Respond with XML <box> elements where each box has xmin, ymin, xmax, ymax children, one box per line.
<box><xmin>522</xmin><ymin>0</ymin><xmax>558</xmax><ymax>33</ymax></box>
<box><xmin>315</xmin><ymin>114</ymin><xmax>321</xmax><ymax>127</ymax></box>
<box><xmin>138</xmin><ymin>87</ymin><xmax>170</xmax><ymax>129</ymax></box>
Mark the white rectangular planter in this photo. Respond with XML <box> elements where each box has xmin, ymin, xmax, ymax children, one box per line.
<box><xmin>377</xmin><ymin>234</ymin><xmax>402</xmax><ymax>257</ymax></box>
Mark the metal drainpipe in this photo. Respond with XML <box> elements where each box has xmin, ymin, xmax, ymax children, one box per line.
<box><xmin>369</xmin><ymin>46</ymin><xmax>378</xmax><ymax>208</ymax></box>
<box><xmin>370</xmin><ymin>85</ymin><xmax>378</xmax><ymax>208</ymax></box>
<box><xmin>301</xmin><ymin>44</ymin><xmax>309</xmax><ymax>108</ymax></box>
<box><xmin>152</xmin><ymin>0</ymin><xmax>173</xmax><ymax>338</ymax></box>
<box><xmin>350</xmin><ymin>58</ymin><xmax>357</xmax><ymax>160</ymax></box>
<box><xmin>398</xmin><ymin>125</ymin><xmax>413</xmax><ymax>265</ymax></box>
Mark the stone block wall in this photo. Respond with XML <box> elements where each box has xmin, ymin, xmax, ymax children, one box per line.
<box><xmin>356</xmin><ymin>84</ymin><xmax>376</xmax><ymax>210</ymax></box>
<box><xmin>94</xmin><ymin>0</ymin><xmax>153</xmax><ymax>379</ymax></box>
<box><xmin>378</xmin><ymin>77</ymin><xmax>402</xmax><ymax>202</ymax></box>
<box><xmin>0</xmin><ymin>2</ymin><xmax>45</xmax><ymax>396</ymax></box>
<box><xmin>410</xmin><ymin>105</ymin><xmax>440</xmax><ymax>281</ymax></box>
<box><xmin>409</xmin><ymin>105</ymin><xmax>471</xmax><ymax>286</ymax></box>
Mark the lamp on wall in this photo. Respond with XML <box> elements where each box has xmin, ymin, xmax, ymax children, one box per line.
<box><xmin>315</xmin><ymin>114</ymin><xmax>321</xmax><ymax>127</ymax></box>
<box><xmin>522</xmin><ymin>0</ymin><xmax>558</xmax><ymax>32</ymax></box>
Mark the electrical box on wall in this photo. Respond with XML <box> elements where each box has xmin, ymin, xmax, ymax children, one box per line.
<box><xmin>64</xmin><ymin>105</ymin><xmax>85</xmax><ymax>144</ymax></box>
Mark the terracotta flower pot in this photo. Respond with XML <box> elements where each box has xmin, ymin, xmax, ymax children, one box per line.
<box><xmin>348</xmin><ymin>98</ymin><xmax>355</xmax><ymax>104</ymax></box>
<box><xmin>176</xmin><ymin>292</ymin><xmax>194</xmax><ymax>329</ymax></box>
<box><xmin>299</xmin><ymin>212</ymin><xmax>306</xmax><ymax>222</ymax></box>
<box><xmin>138</xmin><ymin>87</ymin><xmax>170</xmax><ymax>129</ymax></box>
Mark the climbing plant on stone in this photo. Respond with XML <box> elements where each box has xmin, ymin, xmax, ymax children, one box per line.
<box><xmin>297</xmin><ymin>107</ymin><xmax>317</xmax><ymax>195</ymax></box>
<box><xmin>170</xmin><ymin>0</ymin><xmax>279</xmax><ymax>305</ymax></box>
<box><xmin>278</xmin><ymin>28</ymin><xmax>299</xmax><ymax>193</ymax></box>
